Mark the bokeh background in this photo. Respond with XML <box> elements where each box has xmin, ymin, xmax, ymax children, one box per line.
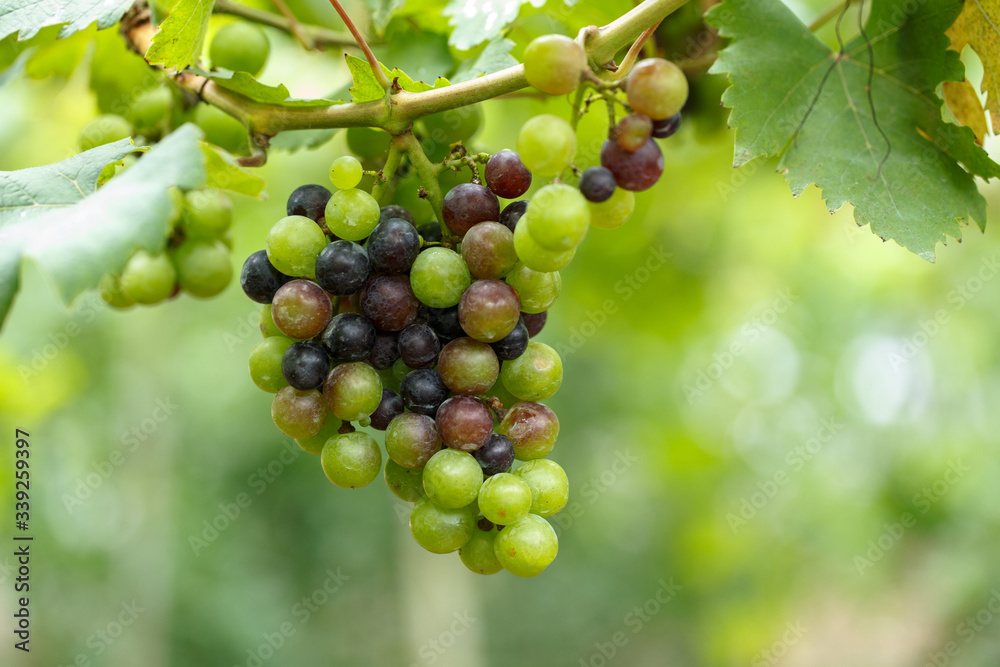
<box><xmin>3</xmin><ymin>0</ymin><xmax>1000</xmax><ymax>665</ymax></box>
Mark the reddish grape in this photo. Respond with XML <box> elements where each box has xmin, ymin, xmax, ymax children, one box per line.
<box><xmin>485</xmin><ymin>150</ymin><xmax>532</xmax><ymax>199</ymax></box>
<box><xmin>600</xmin><ymin>138</ymin><xmax>664</xmax><ymax>192</ymax></box>
<box><xmin>442</xmin><ymin>183</ymin><xmax>500</xmax><ymax>237</ymax></box>
<box><xmin>521</xmin><ymin>311</ymin><xmax>547</xmax><ymax>338</ymax></box>
<box><xmin>436</xmin><ymin>396</ymin><xmax>494</xmax><ymax>451</ymax></box>
<box><xmin>458</xmin><ymin>279</ymin><xmax>521</xmax><ymax>343</ymax></box>
<box><xmin>271</xmin><ymin>279</ymin><xmax>333</xmax><ymax>339</ymax></box>
<box><xmin>460</xmin><ymin>221</ymin><xmax>518</xmax><ymax>280</ymax></box>
<box><xmin>437</xmin><ymin>337</ymin><xmax>500</xmax><ymax>396</ymax></box>
<box><xmin>615</xmin><ymin>113</ymin><xmax>653</xmax><ymax>152</ymax></box>
<box><xmin>497</xmin><ymin>401</ymin><xmax>559</xmax><ymax>460</ymax></box>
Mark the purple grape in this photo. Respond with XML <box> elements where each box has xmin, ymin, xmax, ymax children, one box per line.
<box><xmin>485</xmin><ymin>150</ymin><xmax>532</xmax><ymax>199</ymax></box>
<box><xmin>443</xmin><ymin>183</ymin><xmax>500</xmax><ymax>237</ymax></box>
<box><xmin>522</xmin><ymin>311</ymin><xmax>547</xmax><ymax>337</ymax></box>
<box><xmin>370</xmin><ymin>389</ymin><xmax>404</xmax><ymax>430</ymax></box>
<box><xmin>435</xmin><ymin>396</ymin><xmax>493</xmax><ymax>451</ymax></box>
<box><xmin>367</xmin><ymin>218</ymin><xmax>421</xmax><ymax>274</ymax></box>
<box><xmin>490</xmin><ymin>318</ymin><xmax>529</xmax><ymax>360</ymax></box>
<box><xmin>315</xmin><ymin>240</ymin><xmax>371</xmax><ymax>296</ymax></box>
<box><xmin>271</xmin><ymin>280</ymin><xmax>333</xmax><ymax>339</ymax></box>
<box><xmin>600</xmin><ymin>138</ymin><xmax>664</xmax><ymax>192</ymax></box>
<box><xmin>499</xmin><ymin>200</ymin><xmax>528</xmax><ymax>232</ymax></box>
<box><xmin>367</xmin><ymin>330</ymin><xmax>400</xmax><ymax>370</ymax></box>
<box><xmin>241</xmin><ymin>250</ymin><xmax>292</xmax><ymax>304</ymax></box>
<box><xmin>400</xmin><ymin>368</ymin><xmax>450</xmax><ymax>416</ymax></box>
<box><xmin>286</xmin><ymin>184</ymin><xmax>332</xmax><ymax>223</ymax></box>
<box><xmin>320</xmin><ymin>312</ymin><xmax>376</xmax><ymax>361</ymax></box>
<box><xmin>474</xmin><ymin>434</ymin><xmax>515</xmax><ymax>476</ymax></box>
<box><xmin>652</xmin><ymin>112</ymin><xmax>682</xmax><ymax>139</ymax></box>
<box><xmin>579</xmin><ymin>166</ymin><xmax>616</xmax><ymax>203</ymax></box>
<box><xmin>427</xmin><ymin>306</ymin><xmax>464</xmax><ymax>342</ymax></box>
<box><xmin>360</xmin><ymin>273</ymin><xmax>420</xmax><ymax>331</ymax></box>
<box><xmin>438</xmin><ymin>337</ymin><xmax>499</xmax><ymax>396</ymax></box>
<box><xmin>458</xmin><ymin>279</ymin><xmax>521</xmax><ymax>343</ymax></box>
<box><xmin>379</xmin><ymin>204</ymin><xmax>414</xmax><ymax>225</ymax></box>
<box><xmin>398</xmin><ymin>323</ymin><xmax>441</xmax><ymax>369</ymax></box>
<box><xmin>281</xmin><ymin>340</ymin><xmax>330</xmax><ymax>390</ymax></box>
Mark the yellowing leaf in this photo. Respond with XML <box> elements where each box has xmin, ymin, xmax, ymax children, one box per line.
<box><xmin>947</xmin><ymin>0</ymin><xmax>1000</xmax><ymax>134</ymax></box>
<box><xmin>943</xmin><ymin>79</ymin><xmax>988</xmax><ymax>144</ymax></box>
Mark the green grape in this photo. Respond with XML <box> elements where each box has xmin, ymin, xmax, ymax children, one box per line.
<box><xmin>295</xmin><ymin>417</ymin><xmax>343</xmax><ymax>455</ymax></box>
<box><xmin>99</xmin><ymin>273</ymin><xmax>134</xmax><ymax>309</ymax></box>
<box><xmin>385</xmin><ymin>459</ymin><xmax>425</xmax><ymax>502</ymax></box>
<box><xmin>167</xmin><ymin>187</ymin><xmax>185</xmax><ymax>229</ymax></box>
<box><xmin>323</xmin><ymin>361</ymin><xmax>382</xmax><ymax>421</ymax></box>
<box><xmin>385</xmin><ymin>412</ymin><xmax>441</xmax><ymax>469</ymax></box>
<box><xmin>516</xmin><ymin>114</ymin><xmax>576</xmax><ymax>177</ymax></box>
<box><xmin>259</xmin><ymin>304</ymin><xmax>283</xmax><ymax>338</ymax></box>
<box><xmin>500</xmin><ymin>342</ymin><xmax>563</xmax><ymax>401</ymax></box>
<box><xmin>523</xmin><ymin>35</ymin><xmax>587</xmax><ymax>96</ymax></box>
<box><xmin>513</xmin><ymin>216</ymin><xmax>576</xmax><ymax>272</ymax></box>
<box><xmin>324</xmin><ymin>188</ymin><xmax>381</xmax><ymax>242</ymax></box>
<box><xmin>181</xmin><ymin>189</ymin><xmax>232</xmax><ymax>239</ymax></box>
<box><xmin>627</xmin><ymin>58</ymin><xmax>688</xmax><ymax>121</ymax></box>
<box><xmin>459</xmin><ymin>526</ymin><xmax>503</xmax><ymax>575</ymax></box>
<box><xmin>249</xmin><ymin>336</ymin><xmax>294</xmax><ymax>393</ymax></box>
<box><xmin>128</xmin><ymin>87</ymin><xmax>172</xmax><ymax>138</ymax></box>
<box><xmin>422</xmin><ymin>449</ymin><xmax>484</xmax><ymax>509</ymax></box>
<box><xmin>120</xmin><ymin>250</ymin><xmax>177</xmax><ymax>305</ymax></box>
<box><xmin>409</xmin><ymin>497</ymin><xmax>476</xmax><ymax>554</ymax></box>
<box><xmin>514</xmin><ymin>459</ymin><xmax>569</xmax><ymax>517</ymax></box>
<box><xmin>329</xmin><ymin>155</ymin><xmax>364</xmax><ymax>190</ymax></box>
<box><xmin>392</xmin><ymin>358</ymin><xmax>416</xmax><ymax>384</ymax></box>
<box><xmin>526</xmin><ymin>183</ymin><xmax>590</xmax><ymax>251</ymax></box>
<box><xmin>172</xmin><ymin>239</ymin><xmax>232</xmax><ymax>298</ymax></box>
<box><xmin>410</xmin><ymin>248</ymin><xmax>472</xmax><ymax>308</ymax></box>
<box><xmin>437</xmin><ymin>338</ymin><xmax>500</xmax><ymax>396</ymax></box>
<box><xmin>588</xmin><ymin>188</ymin><xmax>635</xmax><ymax>229</ymax></box>
<box><xmin>504</xmin><ymin>263</ymin><xmax>561</xmax><ymax>314</ymax></box>
<box><xmin>210</xmin><ymin>22</ymin><xmax>270</xmax><ymax>76</ymax></box>
<box><xmin>421</xmin><ymin>106</ymin><xmax>483</xmax><ymax>161</ymax></box>
<box><xmin>498</xmin><ymin>401</ymin><xmax>560</xmax><ymax>460</ymax></box>
<box><xmin>478</xmin><ymin>472</ymin><xmax>532</xmax><ymax>525</ymax></box>
<box><xmin>271</xmin><ymin>386</ymin><xmax>328</xmax><ymax>439</ymax></box>
<box><xmin>79</xmin><ymin>114</ymin><xmax>133</xmax><ymax>151</ymax></box>
<box><xmin>321</xmin><ymin>432</ymin><xmax>381</xmax><ymax>488</ymax></box>
<box><xmin>347</xmin><ymin>127</ymin><xmax>392</xmax><ymax>160</ymax></box>
<box><xmin>194</xmin><ymin>104</ymin><xmax>250</xmax><ymax>155</ymax></box>
<box><xmin>265</xmin><ymin>215</ymin><xmax>327</xmax><ymax>277</ymax></box>
<box><xmin>493</xmin><ymin>514</ymin><xmax>558</xmax><ymax>577</ymax></box>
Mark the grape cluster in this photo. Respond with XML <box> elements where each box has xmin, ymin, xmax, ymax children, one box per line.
<box><xmin>241</xmin><ymin>154</ymin><xmax>578</xmax><ymax>577</ymax></box>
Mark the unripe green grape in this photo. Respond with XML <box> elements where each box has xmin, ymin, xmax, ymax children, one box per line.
<box><xmin>478</xmin><ymin>472</ymin><xmax>532</xmax><ymax>525</ymax></box>
<box><xmin>99</xmin><ymin>273</ymin><xmax>134</xmax><ymax>309</ymax></box>
<box><xmin>391</xmin><ymin>357</ymin><xmax>415</xmax><ymax>385</ymax></box>
<box><xmin>194</xmin><ymin>104</ymin><xmax>250</xmax><ymax>155</ymax></box>
<box><xmin>422</xmin><ymin>449</ymin><xmax>484</xmax><ymax>509</ymax></box>
<box><xmin>265</xmin><ymin>215</ymin><xmax>327</xmax><ymax>277</ymax></box>
<box><xmin>504</xmin><ymin>263</ymin><xmax>561</xmax><ymax>314</ymax></box>
<box><xmin>516</xmin><ymin>114</ymin><xmax>576</xmax><ymax>177</ymax></box>
<box><xmin>437</xmin><ymin>337</ymin><xmax>500</xmax><ymax>396</ymax></box>
<box><xmin>588</xmin><ymin>188</ymin><xmax>635</xmax><ymax>229</ymax></box>
<box><xmin>181</xmin><ymin>189</ymin><xmax>232</xmax><ymax>239</ymax></box>
<box><xmin>513</xmin><ymin>217</ymin><xmax>576</xmax><ymax>272</ymax></box>
<box><xmin>459</xmin><ymin>527</ymin><xmax>503</xmax><ymax>575</ymax></box>
<box><xmin>385</xmin><ymin>412</ymin><xmax>441</xmax><ymax>469</ymax></box>
<box><xmin>526</xmin><ymin>183</ymin><xmax>590</xmax><ymax>251</ymax></box>
<box><xmin>79</xmin><ymin>114</ymin><xmax>133</xmax><ymax>151</ymax></box>
<box><xmin>210</xmin><ymin>22</ymin><xmax>270</xmax><ymax>76</ymax></box>
<box><xmin>249</xmin><ymin>336</ymin><xmax>294</xmax><ymax>393</ymax></box>
<box><xmin>321</xmin><ymin>432</ymin><xmax>381</xmax><ymax>488</ymax></box>
<box><xmin>172</xmin><ymin>239</ymin><xmax>232</xmax><ymax>298</ymax></box>
<box><xmin>514</xmin><ymin>459</ymin><xmax>569</xmax><ymax>517</ymax></box>
<box><xmin>385</xmin><ymin>459</ymin><xmax>425</xmax><ymax>501</ymax></box>
<box><xmin>501</xmin><ymin>341</ymin><xmax>563</xmax><ymax>401</ymax></box>
<box><xmin>259</xmin><ymin>304</ymin><xmax>283</xmax><ymax>337</ymax></box>
<box><xmin>409</xmin><ymin>497</ymin><xmax>476</xmax><ymax>554</ymax></box>
<box><xmin>167</xmin><ymin>187</ymin><xmax>185</xmax><ymax>229</ymax></box>
<box><xmin>120</xmin><ymin>250</ymin><xmax>177</xmax><ymax>305</ymax></box>
<box><xmin>324</xmin><ymin>188</ymin><xmax>380</xmax><ymax>241</ymax></box>
<box><xmin>523</xmin><ymin>34</ymin><xmax>587</xmax><ymax>96</ymax></box>
<box><xmin>410</xmin><ymin>248</ymin><xmax>472</xmax><ymax>308</ymax></box>
<box><xmin>627</xmin><ymin>58</ymin><xmax>689</xmax><ymax>121</ymax></box>
<box><xmin>295</xmin><ymin>417</ymin><xmax>343</xmax><ymax>455</ymax></box>
<box><xmin>323</xmin><ymin>361</ymin><xmax>382</xmax><ymax>421</ymax></box>
<box><xmin>498</xmin><ymin>401</ymin><xmax>559</xmax><ymax>460</ymax></box>
<box><xmin>329</xmin><ymin>155</ymin><xmax>364</xmax><ymax>190</ymax></box>
<box><xmin>493</xmin><ymin>514</ymin><xmax>558</xmax><ymax>577</ymax></box>
<box><xmin>347</xmin><ymin>127</ymin><xmax>392</xmax><ymax>160</ymax></box>
<box><xmin>128</xmin><ymin>87</ymin><xmax>173</xmax><ymax>138</ymax></box>
<box><xmin>271</xmin><ymin>386</ymin><xmax>327</xmax><ymax>439</ymax></box>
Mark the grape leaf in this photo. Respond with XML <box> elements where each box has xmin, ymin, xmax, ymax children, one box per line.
<box><xmin>707</xmin><ymin>0</ymin><xmax>1000</xmax><ymax>260</ymax></box>
<box><xmin>346</xmin><ymin>55</ymin><xmax>450</xmax><ymax>102</ymax></box>
<box><xmin>0</xmin><ymin>0</ymin><xmax>133</xmax><ymax>40</ymax></box>
<box><xmin>443</xmin><ymin>0</ymin><xmax>544</xmax><ymax>50</ymax></box>
<box><xmin>201</xmin><ymin>142</ymin><xmax>266</xmax><ymax>197</ymax></box>
<box><xmin>947</xmin><ymin>0</ymin><xmax>1000</xmax><ymax>134</ymax></box>
<box><xmin>943</xmin><ymin>79</ymin><xmax>988</xmax><ymax>145</ymax></box>
<box><xmin>146</xmin><ymin>0</ymin><xmax>215</xmax><ymax>71</ymax></box>
<box><xmin>24</xmin><ymin>23</ymin><xmax>91</xmax><ymax>79</ymax></box>
<box><xmin>191</xmin><ymin>67</ymin><xmax>344</xmax><ymax>107</ymax></box>
<box><xmin>452</xmin><ymin>36</ymin><xmax>517</xmax><ymax>83</ymax></box>
<box><xmin>365</xmin><ymin>0</ymin><xmax>405</xmax><ymax>36</ymax></box>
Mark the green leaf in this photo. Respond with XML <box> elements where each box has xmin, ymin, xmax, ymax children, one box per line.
<box><xmin>201</xmin><ymin>142</ymin><xmax>266</xmax><ymax>198</ymax></box>
<box><xmin>24</xmin><ymin>23</ymin><xmax>92</xmax><ymax>79</ymax></box>
<box><xmin>374</xmin><ymin>30</ymin><xmax>453</xmax><ymax>84</ymax></box>
<box><xmin>146</xmin><ymin>0</ymin><xmax>215</xmax><ymax>71</ymax></box>
<box><xmin>90</xmin><ymin>24</ymin><xmax>160</xmax><ymax>114</ymax></box>
<box><xmin>707</xmin><ymin>0</ymin><xmax>1000</xmax><ymax>260</ymax></box>
<box><xmin>0</xmin><ymin>45</ymin><xmax>28</xmax><ymax>87</ymax></box>
<box><xmin>452</xmin><ymin>36</ymin><xmax>517</xmax><ymax>83</ymax></box>
<box><xmin>365</xmin><ymin>0</ymin><xmax>406</xmax><ymax>36</ymax></box>
<box><xmin>346</xmin><ymin>54</ymin><xmax>450</xmax><ymax>102</ymax></box>
<box><xmin>443</xmin><ymin>0</ymin><xmax>543</xmax><ymax>50</ymax></box>
<box><xmin>191</xmin><ymin>67</ymin><xmax>344</xmax><ymax>107</ymax></box>
<box><xmin>0</xmin><ymin>0</ymin><xmax>133</xmax><ymax>40</ymax></box>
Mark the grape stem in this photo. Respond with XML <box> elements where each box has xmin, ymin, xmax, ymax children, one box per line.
<box><xmin>395</xmin><ymin>132</ymin><xmax>448</xmax><ymax>238</ymax></box>
<box><xmin>605</xmin><ymin>20</ymin><xmax>663</xmax><ymax>82</ymax></box>
<box><xmin>271</xmin><ymin>0</ymin><xmax>314</xmax><ymax>50</ymax></box>
<box><xmin>326</xmin><ymin>0</ymin><xmax>390</xmax><ymax>90</ymax></box>
<box><xmin>213</xmin><ymin>0</ymin><xmax>360</xmax><ymax>49</ymax></box>
<box><xmin>371</xmin><ymin>143</ymin><xmax>404</xmax><ymax>205</ymax></box>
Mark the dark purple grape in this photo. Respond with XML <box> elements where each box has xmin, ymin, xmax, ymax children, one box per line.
<box><xmin>367</xmin><ymin>330</ymin><xmax>400</xmax><ymax>370</ymax></box>
<box><xmin>498</xmin><ymin>200</ymin><xmax>528</xmax><ymax>232</ymax></box>
<box><xmin>241</xmin><ymin>250</ymin><xmax>292</xmax><ymax>303</ymax></box>
<box><xmin>271</xmin><ymin>280</ymin><xmax>333</xmax><ymax>339</ymax></box>
<box><xmin>370</xmin><ymin>389</ymin><xmax>404</xmax><ymax>430</ymax></box>
<box><xmin>320</xmin><ymin>312</ymin><xmax>376</xmax><ymax>361</ymax></box>
<box><xmin>615</xmin><ymin>113</ymin><xmax>653</xmax><ymax>152</ymax></box>
<box><xmin>400</xmin><ymin>368</ymin><xmax>450</xmax><ymax>416</ymax></box>
<box><xmin>458</xmin><ymin>279</ymin><xmax>521</xmax><ymax>343</ymax></box>
<box><xmin>435</xmin><ymin>396</ymin><xmax>493</xmax><ymax>451</ymax></box>
<box><xmin>417</xmin><ymin>222</ymin><xmax>443</xmax><ymax>244</ymax></box>
<box><xmin>367</xmin><ymin>218</ymin><xmax>421</xmax><ymax>274</ymax></box>
<box><xmin>652</xmin><ymin>112</ymin><xmax>681</xmax><ymax>139</ymax></box>
<box><xmin>490</xmin><ymin>318</ymin><xmax>529</xmax><ymax>360</ymax></box>
<box><xmin>600</xmin><ymin>138</ymin><xmax>664</xmax><ymax>192</ymax></box>
<box><xmin>286</xmin><ymin>184</ymin><xmax>332</xmax><ymax>223</ymax></box>
<box><xmin>315</xmin><ymin>240</ymin><xmax>370</xmax><ymax>296</ymax></box>
<box><xmin>442</xmin><ymin>183</ymin><xmax>500</xmax><ymax>237</ymax></box>
<box><xmin>521</xmin><ymin>311</ymin><xmax>547</xmax><ymax>338</ymax></box>
<box><xmin>579</xmin><ymin>166</ymin><xmax>617</xmax><ymax>203</ymax></box>
<box><xmin>281</xmin><ymin>341</ymin><xmax>330</xmax><ymax>390</ymax></box>
<box><xmin>474</xmin><ymin>433</ymin><xmax>515</xmax><ymax>476</ymax></box>
<box><xmin>398</xmin><ymin>323</ymin><xmax>441</xmax><ymax>369</ymax></box>
<box><xmin>485</xmin><ymin>149</ymin><xmax>532</xmax><ymax>199</ymax></box>
<box><xmin>379</xmin><ymin>205</ymin><xmax>414</xmax><ymax>225</ymax></box>
<box><xmin>360</xmin><ymin>274</ymin><xmax>420</xmax><ymax>331</ymax></box>
<box><xmin>426</xmin><ymin>306</ymin><xmax>464</xmax><ymax>342</ymax></box>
